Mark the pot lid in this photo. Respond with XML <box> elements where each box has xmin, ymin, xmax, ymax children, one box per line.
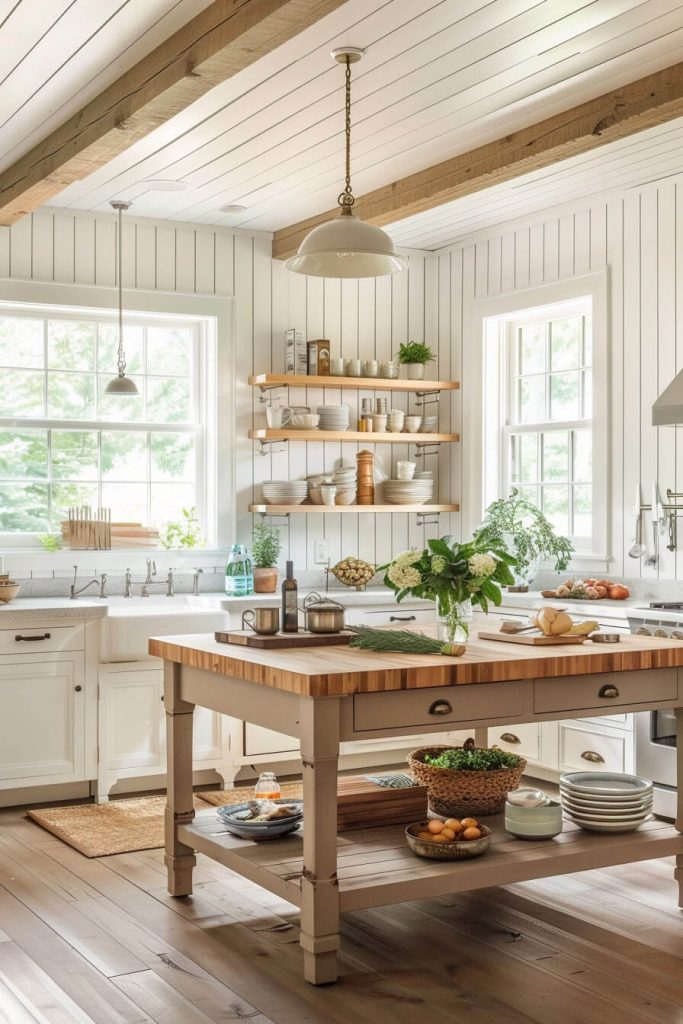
<box><xmin>303</xmin><ymin>591</ymin><xmax>345</xmax><ymax>610</ymax></box>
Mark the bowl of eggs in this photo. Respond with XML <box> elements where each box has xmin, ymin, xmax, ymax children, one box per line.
<box><xmin>405</xmin><ymin>816</ymin><xmax>490</xmax><ymax>860</ymax></box>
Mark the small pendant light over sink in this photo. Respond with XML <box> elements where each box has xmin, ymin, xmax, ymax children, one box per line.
<box><xmin>105</xmin><ymin>200</ymin><xmax>139</xmax><ymax>395</ymax></box>
<box><xmin>284</xmin><ymin>48</ymin><xmax>406</xmax><ymax>279</ymax></box>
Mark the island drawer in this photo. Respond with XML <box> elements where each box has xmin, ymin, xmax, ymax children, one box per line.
<box><xmin>353</xmin><ymin>682</ymin><xmax>522</xmax><ymax>733</ymax></box>
<box><xmin>0</xmin><ymin>624</ymin><xmax>85</xmax><ymax>655</ymax></box>
<box><xmin>533</xmin><ymin>669</ymin><xmax>678</xmax><ymax>715</ymax></box>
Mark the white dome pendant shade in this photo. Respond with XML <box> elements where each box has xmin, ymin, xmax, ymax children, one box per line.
<box><xmin>284</xmin><ymin>48</ymin><xmax>406</xmax><ymax>280</ymax></box>
<box><xmin>104</xmin><ymin>200</ymin><xmax>140</xmax><ymax>396</ymax></box>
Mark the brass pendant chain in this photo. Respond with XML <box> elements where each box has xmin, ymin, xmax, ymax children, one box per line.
<box><xmin>337</xmin><ymin>56</ymin><xmax>355</xmax><ymax>210</ymax></box>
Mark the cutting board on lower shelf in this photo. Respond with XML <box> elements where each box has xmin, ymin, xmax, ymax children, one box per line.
<box><xmin>216</xmin><ymin>629</ymin><xmax>354</xmax><ymax>649</ymax></box>
<box><xmin>478</xmin><ymin>630</ymin><xmax>587</xmax><ymax>646</ymax></box>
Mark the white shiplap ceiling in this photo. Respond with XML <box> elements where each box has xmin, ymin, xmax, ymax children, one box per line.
<box><xmin>4</xmin><ymin>0</ymin><xmax>682</xmax><ymax>247</ymax></box>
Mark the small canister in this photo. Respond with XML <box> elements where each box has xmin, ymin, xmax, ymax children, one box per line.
<box><xmin>301</xmin><ymin>592</ymin><xmax>346</xmax><ymax>633</ymax></box>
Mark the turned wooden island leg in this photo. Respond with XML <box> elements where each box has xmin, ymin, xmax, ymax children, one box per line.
<box><xmin>164</xmin><ymin>662</ymin><xmax>196</xmax><ymax>896</ymax></box>
<box><xmin>299</xmin><ymin>697</ymin><xmax>341</xmax><ymax>985</ymax></box>
<box><xmin>676</xmin><ymin>707</ymin><xmax>683</xmax><ymax>908</ymax></box>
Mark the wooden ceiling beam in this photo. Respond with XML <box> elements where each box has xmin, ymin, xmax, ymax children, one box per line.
<box><xmin>272</xmin><ymin>60</ymin><xmax>683</xmax><ymax>259</ymax></box>
<box><xmin>0</xmin><ymin>0</ymin><xmax>346</xmax><ymax>225</ymax></box>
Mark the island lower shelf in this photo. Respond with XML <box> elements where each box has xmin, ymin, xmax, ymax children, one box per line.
<box><xmin>179</xmin><ymin>811</ymin><xmax>683</xmax><ymax>914</ymax></box>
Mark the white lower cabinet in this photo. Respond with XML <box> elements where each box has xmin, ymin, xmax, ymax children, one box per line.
<box><xmin>558</xmin><ymin>719</ymin><xmax>632</xmax><ymax>775</ymax></box>
<box><xmin>0</xmin><ymin>653</ymin><xmax>86</xmax><ymax>786</ymax></box>
<box><xmin>97</xmin><ymin>662</ymin><xmax>231</xmax><ymax>801</ymax></box>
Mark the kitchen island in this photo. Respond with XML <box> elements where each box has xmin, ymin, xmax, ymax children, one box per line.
<box><xmin>150</xmin><ymin>624</ymin><xmax>683</xmax><ymax>985</ymax></box>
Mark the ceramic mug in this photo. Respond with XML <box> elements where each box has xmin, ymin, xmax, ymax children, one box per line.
<box><xmin>396</xmin><ymin>460</ymin><xmax>416</xmax><ymax>480</ymax></box>
<box><xmin>329</xmin><ymin>358</ymin><xmax>346</xmax><ymax>376</ymax></box>
<box><xmin>364</xmin><ymin>360</ymin><xmax>380</xmax><ymax>377</ymax></box>
<box><xmin>381</xmin><ymin>359</ymin><xmax>400</xmax><ymax>379</ymax></box>
<box><xmin>320</xmin><ymin>484</ymin><xmax>338</xmax><ymax>506</ymax></box>
<box><xmin>372</xmin><ymin>414</ymin><xmax>388</xmax><ymax>433</ymax></box>
<box><xmin>266</xmin><ymin>406</ymin><xmax>292</xmax><ymax>428</ymax></box>
<box><xmin>345</xmin><ymin>359</ymin><xmax>362</xmax><ymax>377</ymax></box>
<box><xmin>242</xmin><ymin>607</ymin><xmax>280</xmax><ymax>635</ymax></box>
<box><xmin>404</xmin><ymin>415</ymin><xmax>422</xmax><ymax>433</ymax></box>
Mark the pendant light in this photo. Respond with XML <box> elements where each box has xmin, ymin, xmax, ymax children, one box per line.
<box><xmin>105</xmin><ymin>200</ymin><xmax>139</xmax><ymax>395</ymax></box>
<box><xmin>284</xmin><ymin>47</ymin><xmax>406</xmax><ymax>279</ymax></box>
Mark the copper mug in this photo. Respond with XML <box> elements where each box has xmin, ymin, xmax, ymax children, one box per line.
<box><xmin>242</xmin><ymin>607</ymin><xmax>280</xmax><ymax>635</ymax></box>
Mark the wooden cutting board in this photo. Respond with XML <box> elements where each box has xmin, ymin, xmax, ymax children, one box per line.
<box><xmin>216</xmin><ymin>629</ymin><xmax>354</xmax><ymax>649</ymax></box>
<box><xmin>478</xmin><ymin>630</ymin><xmax>587</xmax><ymax>646</ymax></box>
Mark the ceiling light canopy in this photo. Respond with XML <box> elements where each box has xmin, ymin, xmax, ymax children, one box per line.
<box><xmin>143</xmin><ymin>179</ymin><xmax>188</xmax><ymax>191</ymax></box>
<box><xmin>105</xmin><ymin>201</ymin><xmax>139</xmax><ymax>396</ymax></box>
<box><xmin>284</xmin><ymin>47</ymin><xmax>406</xmax><ymax>280</ymax></box>
<box><xmin>220</xmin><ymin>204</ymin><xmax>247</xmax><ymax>214</ymax></box>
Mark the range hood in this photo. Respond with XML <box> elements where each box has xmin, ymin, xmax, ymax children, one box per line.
<box><xmin>652</xmin><ymin>371</ymin><xmax>683</xmax><ymax>425</ymax></box>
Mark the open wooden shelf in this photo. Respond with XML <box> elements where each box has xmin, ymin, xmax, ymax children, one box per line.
<box><xmin>249</xmin><ymin>428</ymin><xmax>459</xmax><ymax>444</ymax></box>
<box><xmin>249</xmin><ymin>503</ymin><xmax>460</xmax><ymax>514</ymax></box>
<box><xmin>180</xmin><ymin>811</ymin><xmax>683</xmax><ymax>915</ymax></box>
<box><xmin>249</xmin><ymin>373</ymin><xmax>459</xmax><ymax>392</ymax></box>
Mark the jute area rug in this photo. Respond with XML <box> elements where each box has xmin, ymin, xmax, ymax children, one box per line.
<box><xmin>27</xmin><ymin>783</ymin><xmax>302</xmax><ymax>858</ymax></box>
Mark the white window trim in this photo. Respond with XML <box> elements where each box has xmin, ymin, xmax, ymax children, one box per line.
<box><xmin>464</xmin><ymin>272</ymin><xmax>610</xmax><ymax>571</ymax></box>
<box><xmin>0</xmin><ymin>280</ymin><xmax>234</xmax><ymax>565</ymax></box>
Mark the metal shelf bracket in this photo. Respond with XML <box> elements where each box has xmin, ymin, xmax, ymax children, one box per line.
<box><xmin>257</xmin><ymin>439</ymin><xmax>289</xmax><ymax>456</ymax></box>
<box><xmin>414</xmin><ymin>390</ymin><xmax>440</xmax><ymax>409</ymax></box>
<box><xmin>414</xmin><ymin>444</ymin><xmax>440</xmax><ymax>459</ymax></box>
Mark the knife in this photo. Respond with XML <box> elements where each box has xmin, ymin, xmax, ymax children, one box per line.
<box><xmin>645</xmin><ymin>483</ymin><xmax>658</xmax><ymax>567</ymax></box>
<box><xmin>628</xmin><ymin>484</ymin><xmax>645</xmax><ymax>558</ymax></box>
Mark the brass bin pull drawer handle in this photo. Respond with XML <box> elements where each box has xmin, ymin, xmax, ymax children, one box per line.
<box><xmin>15</xmin><ymin>632</ymin><xmax>51</xmax><ymax>642</ymax></box>
<box><xmin>581</xmin><ymin>750</ymin><xmax>605</xmax><ymax>764</ymax></box>
<box><xmin>390</xmin><ymin>615</ymin><xmax>416</xmax><ymax>622</ymax></box>
<box><xmin>74</xmin><ymin>685</ymin><xmax>82</xmax><ymax>693</ymax></box>
<box><xmin>598</xmin><ymin>684</ymin><xmax>619</xmax><ymax>699</ymax></box>
<box><xmin>500</xmin><ymin>732</ymin><xmax>521</xmax><ymax>744</ymax></box>
<box><xmin>428</xmin><ymin>699</ymin><xmax>453</xmax><ymax>716</ymax></box>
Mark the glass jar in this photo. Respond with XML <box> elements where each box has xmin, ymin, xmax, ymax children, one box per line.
<box><xmin>225</xmin><ymin>544</ymin><xmax>254</xmax><ymax>596</ymax></box>
<box><xmin>254</xmin><ymin>771</ymin><xmax>281</xmax><ymax>803</ymax></box>
<box><xmin>436</xmin><ymin>599</ymin><xmax>474</xmax><ymax>644</ymax></box>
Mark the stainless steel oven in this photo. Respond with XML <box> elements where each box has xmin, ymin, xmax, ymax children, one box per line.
<box><xmin>629</xmin><ymin>605</ymin><xmax>680</xmax><ymax>820</ymax></box>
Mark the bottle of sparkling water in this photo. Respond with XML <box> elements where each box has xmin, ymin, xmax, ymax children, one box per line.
<box><xmin>225</xmin><ymin>544</ymin><xmax>254</xmax><ymax>596</ymax></box>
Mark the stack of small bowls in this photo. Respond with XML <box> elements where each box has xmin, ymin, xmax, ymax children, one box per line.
<box><xmin>560</xmin><ymin>772</ymin><xmax>653</xmax><ymax>832</ymax></box>
<box><xmin>307</xmin><ymin>474</ymin><xmax>334</xmax><ymax>505</ymax></box>
<box><xmin>290</xmin><ymin>412</ymin><xmax>320</xmax><ymax>430</ymax></box>
<box><xmin>383</xmin><ymin>478</ymin><xmax>434</xmax><ymax>505</ymax></box>
<box><xmin>317</xmin><ymin>405</ymin><xmax>350</xmax><ymax>431</ymax></box>
<box><xmin>0</xmin><ymin>576</ymin><xmax>20</xmax><ymax>603</ymax></box>
<box><xmin>333</xmin><ymin>460</ymin><xmax>357</xmax><ymax>504</ymax></box>
<box><xmin>262</xmin><ymin>480</ymin><xmax>308</xmax><ymax>505</ymax></box>
<box><xmin>217</xmin><ymin>800</ymin><xmax>303</xmax><ymax>841</ymax></box>
<box><xmin>505</xmin><ymin>788</ymin><xmax>563</xmax><ymax>839</ymax></box>
<box><xmin>420</xmin><ymin>415</ymin><xmax>439</xmax><ymax>433</ymax></box>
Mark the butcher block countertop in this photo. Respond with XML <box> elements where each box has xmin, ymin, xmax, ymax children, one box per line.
<box><xmin>149</xmin><ymin>619</ymin><xmax>683</xmax><ymax>697</ymax></box>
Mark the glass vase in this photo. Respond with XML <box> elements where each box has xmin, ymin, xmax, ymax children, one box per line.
<box><xmin>436</xmin><ymin>599</ymin><xmax>473</xmax><ymax>644</ymax></box>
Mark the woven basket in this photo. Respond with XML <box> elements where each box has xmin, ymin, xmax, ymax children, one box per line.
<box><xmin>408</xmin><ymin>739</ymin><xmax>526</xmax><ymax>817</ymax></box>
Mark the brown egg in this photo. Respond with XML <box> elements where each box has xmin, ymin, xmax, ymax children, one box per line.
<box><xmin>460</xmin><ymin>817</ymin><xmax>479</xmax><ymax>829</ymax></box>
<box><xmin>427</xmin><ymin>819</ymin><xmax>445</xmax><ymax>834</ymax></box>
<box><xmin>444</xmin><ymin>818</ymin><xmax>463</xmax><ymax>832</ymax></box>
<box><xmin>441</xmin><ymin>827</ymin><xmax>456</xmax><ymax>841</ymax></box>
<box><xmin>417</xmin><ymin>831</ymin><xmax>433</xmax><ymax>841</ymax></box>
<box><xmin>463</xmin><ymin>826</ymin><xmax>482</xmax><ymax>841</ymax></box>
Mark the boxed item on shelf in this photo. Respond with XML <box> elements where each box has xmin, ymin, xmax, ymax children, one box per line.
<box><xmin>285</xmin><ymin>328</ymin><xmax>307</xmax><ymax>375</ymax></box>
<box><xmin>307</xmin><ymin>339</ymin><xmax>331</xmax><ymax>375</ymax></box>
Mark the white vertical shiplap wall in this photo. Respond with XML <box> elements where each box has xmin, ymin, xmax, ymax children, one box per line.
<box><xmin>1</xmin><ymin>208</ymin><xmax>458</xmax><ymax>570</ymax></box>
<box><xmin>265</xmin><ymin>252</ymin><xmax>459</xmax><ymax>570</ymax></box>
<box><xmin>439</xmin><ymin>175</ymin><xmax>683</xmax><ymax>580</ymax></box>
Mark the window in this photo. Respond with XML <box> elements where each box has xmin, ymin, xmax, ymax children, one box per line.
<box><xmin>504</xmin><ymin>303</ymin><xmax>593</xmax><ymax>541</ymax></box>
<box><xmin>0</xmin><ymin>307</ymin><xmax>209</xmax><ymax>538</ymax></box>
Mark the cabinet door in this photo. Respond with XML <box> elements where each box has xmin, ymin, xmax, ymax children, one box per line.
<box><xmin>194</xmin><ymin>707</ymin><xmax>224</xmax><ymax>763</ymax></box>
<box><xmin>0</xmin><ymin>654</ymin><xmax>85</xmax><ymax>783</ymax></box>
<box><xmin>102</xmin><ymin>669</ymin><xmax>165</xmax><ymax>773</ymax></box>
<box><xmin>243</xmin><ymin>723</ymin><xmax>298</xmax><ymax>756</ymax></box>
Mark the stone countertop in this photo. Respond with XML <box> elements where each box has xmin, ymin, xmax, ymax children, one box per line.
<box><xmin>0</xmin><ymin>597</ymin><xmax>109</xmax><ymax>625</ymax></box>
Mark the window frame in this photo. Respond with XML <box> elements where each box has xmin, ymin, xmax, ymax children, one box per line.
<box><xmin>465</xmin><ymin>272</ymin><xmax>609</xmax><ymax>571</ymax></box>
<box><xmin>0</xmin><ymin>282</ymin><xmax>232</xmax><ymax>557</ymax></box>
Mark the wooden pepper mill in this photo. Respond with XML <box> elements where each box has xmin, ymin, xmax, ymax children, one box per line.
<box><xmin>356</xmin><ymin>449</ymin><xmax>375</xmax><ymax>505</ymax></box>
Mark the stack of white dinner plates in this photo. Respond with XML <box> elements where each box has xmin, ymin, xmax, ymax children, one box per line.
<box><xmin>560</xmin><ymin>772</ymin><xmax>653</xmax><ymax>832</ymax></box>
<box><xmin>383</xmin><ymin>478</ymin><xmax>434</xmax><ymax>505</ymax></box>
<box><xmin>261</xmin><ymin>480</ymin><xmax>308</xmax><ymax>505</ymax></box>
<box><xmin>317</xmin><ymin>405</ymin><xmax>350</xmax><ymax>431</ymax></box>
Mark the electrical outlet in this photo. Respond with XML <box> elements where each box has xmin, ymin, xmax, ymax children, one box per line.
<box><xmin>314</xmin><ymin>538</ymin><xmax>329</xmax><ymax>564</ymax></box>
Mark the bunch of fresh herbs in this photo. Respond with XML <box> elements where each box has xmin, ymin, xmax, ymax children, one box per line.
<box><xmin>424</xmin><ymin>747</ymin><xmax>522</xmax><ymax>771</ymax></box>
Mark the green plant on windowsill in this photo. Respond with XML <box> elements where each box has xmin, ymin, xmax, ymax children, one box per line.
<box><xmin>159</xmin><ymin>507</ymin><xmax>205</xmax><ymax>550</ymax></box>
<box><xmin>38</xmin><ymin>534</ymin><xmax>62</xmax><ymax>552</ymax></box>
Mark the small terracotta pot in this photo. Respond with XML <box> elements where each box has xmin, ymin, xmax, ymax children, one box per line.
<box><xmin>253</xmin><ymin>567</ymin><xmax>278</xmax><ymax>593</ymax></box>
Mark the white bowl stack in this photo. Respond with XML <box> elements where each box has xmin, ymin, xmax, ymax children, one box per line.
<box><xmin>419</xmin><ymin>415</ymin><xmax>439</xmax><ymax>433</ymax></box>
<box><xmin>560</xmin><ymin>772</ymin><xmax>654</xmax><ymax>832</ymax></box>
<box><xmin>261</xmin><ymin>480</ymin><xmax>308</xmax><ymax>505</ymax></box>
<box><xmin>317</xmin><ymin>405</ymin><xmax>350</xmax><ymax>431</ymax></box>
<box><xmin>383</xmin><ymin>478</ymin><xmax>434</xmax><ymax>505</ymax></box>
<box><xmin>333</xmin><ymin>460</ymin><xmax>357</xmax><ymax>504</ymax></box>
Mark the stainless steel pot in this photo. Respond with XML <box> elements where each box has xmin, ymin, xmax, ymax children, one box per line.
<box><xmin>301</xmin><ymin>592</ymin><xmax>345</xmax><ymax>633</ymax></box>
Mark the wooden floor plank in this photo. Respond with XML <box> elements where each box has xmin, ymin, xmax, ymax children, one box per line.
<box><xmin>0</xmin><ymin>941</ymin><xmax>99</xmax><ymax>1024</ymax></box>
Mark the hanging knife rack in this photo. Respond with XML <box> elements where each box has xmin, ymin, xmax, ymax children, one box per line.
<box><xmin>638</xmin><ymin>489</ymin><xmax>683</xmax><ymax>551</ymax></box>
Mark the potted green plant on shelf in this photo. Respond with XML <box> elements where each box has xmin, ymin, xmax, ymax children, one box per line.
<box><xmin>398</xmin><ymin>341</ymin><xmax>435</xmax><ymax>380</ymax></box>
<box><xmin>474</xmin><ymin>489</ymin><xmax>574</xmax><ymax>590</ymax></box>
<box><xmin>252</xmin><ymin>521</ymin><xmax>282</xmax><ymax>592</ymax></box>
<box><xmin>379</xmin><ymin>534</ymin><xmax>516</xmax><ymax>644</ymax></box>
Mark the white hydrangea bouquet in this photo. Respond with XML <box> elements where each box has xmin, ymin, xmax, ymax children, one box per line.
<box><xmin>379</xmin><ymin>535</ymin><xmax>517</xmax><ymax>642</ymax></box>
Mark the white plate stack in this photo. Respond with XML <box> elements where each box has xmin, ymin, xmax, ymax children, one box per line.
<box><xmin>383</xmin><ymin>478</ymin><xmax>434</xmax><ymax>505</ymax></box>
<box><xmin>560</xmin><ymin>772</ymin><xmax>654</xmax><ymax>832</ymax></box>
<box><xmin>317</xmin><ymin>405</ymin><xmax>350</xmax><ymax>431</ymax></box>
<box><xmin>261</xmin><ymin>480</ymin><xmax>308</xmax><ymax>505</ymax></box>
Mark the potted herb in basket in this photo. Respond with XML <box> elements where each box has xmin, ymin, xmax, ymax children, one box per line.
<box><xmin>398</xmin><ymin>341</ymin><xmax>435</xmax><ymax>380</ymax></box>
<box><xmin>408</xmin><ymin>738</ymin><xmax>526</xmax><ymax>816</ymax></box>
<box><xmin>475</xmin><ymin>489</ymin><xmax>573</xmax><ymax>590</ymax></box>
<box><xmin>252</xmin><ymin>522</ymin><xmax>282</xmax><ymax>593</ymax></box>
